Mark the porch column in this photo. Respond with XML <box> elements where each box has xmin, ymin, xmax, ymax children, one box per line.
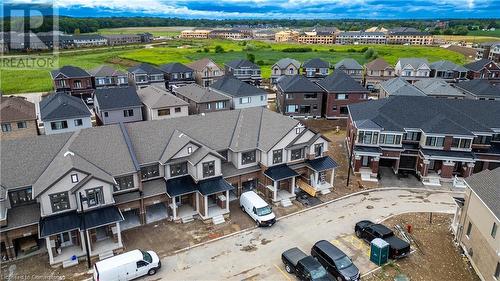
<box><xmin>314</xmin><ymin>171</ymin><xmax>319</xmax><ymax>187</ymax></box>
<box><xmin>172</xmin><ymin>198</ymin><xmax>177</xmax><ymax>220</ymax></box>
<box><xmin>79</xmin><ymin>231</ymin><xmax>86</xmax><ymax>252</ymax></box>
<box><xmin>116</xmin><ymin>222</ymin><xmax>123</xmax><ymax>248</ymax></box>
<box><xmin>354</xmin><ymin>155</ymin><xmax>361</xmax><ymax>172</ymax></box>
<box><xmin>86</xmin><ymin>230</ymin><xmax>92</xmax><ymax>256</ymax></box>
<box><xmin>291</xmin><ymin>177</ymin><xmax>296</xmax><ymax>195</ymax></box>
<box><xmin>273</xmin><ymin>180</ymin><xmax>278</xmax><ymax>201</ymax></box>
<box><xmin>46</xmin><ymin>237</ymin><xmax>54</xmax><ymax>264</ymax></box>
<box><xmin>196</xmin><ymin>194</ymin><xmax>200</xmax><ymax>212</ymax></box>
<box><xmin>421</xmin><ymin>159</ymin><xmax>430</xmax><ymax>177</ymax></box>
<box><xmin>465</xmin><ymin>163</ymin><xmax>475</xmax><ymax>177</ymax></box>
<box><xmin>330</xmin><ymin>168</ymin><xmax>335</xmax><ymax>186</ymax></box>
<box><xmin>225</xmin><ymin>190</ymin><xmax>230</xmax><ymax>212</ymax></box>
<box><xmin>204</xmin><ymin>196</ymin><xmax>208</xmax><ymax>218</ymax></box>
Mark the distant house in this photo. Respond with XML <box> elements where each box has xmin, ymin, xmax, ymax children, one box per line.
<box><xmin>271</xmin><ymin>58</ymin><xmax>301</xmax><ymax>83</ymax></box>
<box><xmin>336</xmin><ymin>31</ymin><xmax>387</xmax><ymax>45</ymax></box>
<box><xmin>464</xmin><ymin>59</ymin><xmax>500</xmax><ymax>81</ymax></box>
<box><xmin>158</xmin><ymin>63</ymin><xmax>195</xmax><ymax>90</ymax></box>
<box><xmin>395</xmin><ymin>58</ymin><xmax>431</xmax><ymax>83</ymax></box>
<box><xmin>224</xmin><ymin>59</ymin><xmax>262</xmax><ymax>86</ymax></box>
<box><xmin>72</xmin><ymin>35</ymin><xmax>107</xmax><ymax>48</ymax></box>
<box><xmin>103</xmin><ymin>34</ymin><xmax>142</xmax><ymax>46</ymax></box>
<box><xmin>127</xmin><ymin>63</ymin><xmax>165</xmax><ymax>86</ymax></box>
<box><xmin>138</xmin><ymin>85</ymin><xmax>189</xmax><ymax>120</ymax></box>
<box><xmin>208</xmin><ymin>29</ymin><xmax>252</xmax><ymax>40</ymax></box>
<box><xmin>379</xmin><ymin>77</ymin><xmax>426</xmax><ymax>98</ymax></box>
<box><xmin>475</xmin><ymin>41</ymin><xmax>500</xmax><ymax>62</ymax></box>
<box><xmin>364</xmin><ymin>58</ymin><xmax>395</xmax><ymax>90</ymax></box>
<box><xmin>387</xmin><ymin>28</ymin><xmax>433</xmax><ymax>45</ymax></box>
<box><xmin>414</xmin><ymin>79</ymin><xmax>465</xmax><ymax>99</ymax></box>
<box><xmin>210</xmin><ymin>76</ymin><xmax>268</xmax><ymax>109</ymax></box>
<box><xmin>39</xmin><ymin>92</ymin><xmax>92</xmax><ymax>134</ymax></box>
<box><xmin>334</xmin><ymin>58</ymin><xmax>363</xmax><ymax>83</ymax></box>
<box><xmin>276</xmin><ymin>75</ymin><xmax>324</xmax><ymax>118</ymax></box>
<box><xmin>429</xmin><ymin>60</ymin><xmax>468</xmax><ymax>82</ymax></box>
<box><xmin>89</xmin><ymin>65</ymin><xmax>128</xmax><ymax>88</ymax></box>
<box><xmin>0</xmin><ymin>96</ymin><xmax>38</xmax><ymax>140</ymax></box>
<box><xmin>317</xmin><ymin>69</ymin><xmax>369</xmax><ymax>118</ymax></box>
<box><xmin>302</xmin><ymin>58</ymin><xmax>330</xmax><ymax>79</ymax></box>
<box><xmin>297</xmin><ymin>30</ymin><xmax>335</xmax><ymax>45</ymax></box>
<box><xmin>94</xmin><ymin>86</ymin><xmax>143</xmax><ymax>125</ymax></box>
<box><xmin>172</xmin><ymin>84</ymin><xmax>230</xmax><ymax>115</ymax></box>
<box><xmin>50</xmin><ymin>65</ymin><xmax>94</xmax><ymax>98</ymax></box>
<box><xmin>180</xmin><ymin>30</ymin><xmax>211</xmax><ymax>39</ymax></box>
<box><xmin>187</xmin><ymin>58</ymin><xmax>224</xmax><ymax>87</ymax></box>
<box><xmin>454</xmin><ymin>80</ymin><xmax>500</xmax><ymax>101</ymax></box>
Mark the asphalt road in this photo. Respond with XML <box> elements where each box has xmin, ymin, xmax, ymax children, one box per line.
<box><xmin>146</xmin><ymin>189</ymin><xmax>457</xmax><ymax>281</ymax></box>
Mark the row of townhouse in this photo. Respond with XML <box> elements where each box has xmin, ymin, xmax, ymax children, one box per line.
<box><xmin>1</xmin><ymin>32</ymin><xmax>153</xmax><ymax>52</ymax></box>
<box><xmin>346</xmin><ymin>96</ymin><xmax>500</xmax><ymax>185</ymax></box>
<box><xmin>0</xmin><ymin>108</ymin><xmax>338</xmax><ymax>266</ymax></box>
<box><xmin>180</xmin><ymin>29</ymin><xmax>251</xmax><ymax>40</ymax></box>
<box><xmin>475</xmin><ymin>41</ymin><xmax>500</xmax><ymax>63</ymax></box>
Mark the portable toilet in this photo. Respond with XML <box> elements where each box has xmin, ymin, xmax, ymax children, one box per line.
<box><xmin>370</xmin><ymin>238</ymin><xmax>389</xmax><ymax>266</ymax></box>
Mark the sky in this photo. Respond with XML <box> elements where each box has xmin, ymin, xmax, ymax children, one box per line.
<box><xmin>4</xmin><ymin>0</ymin><xmax>500</xmax><ymax>19</ymax></box>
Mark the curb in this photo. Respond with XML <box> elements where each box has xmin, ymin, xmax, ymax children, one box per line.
<box><xmin>172</xmin><ymin>187</ymin><xmax>458</xmax><ymax>255</ymax></box>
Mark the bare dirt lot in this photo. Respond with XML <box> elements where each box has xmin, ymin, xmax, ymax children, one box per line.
<box><xmin>364</xmin><ymin>213</ymin><xmax>480</xmax><ymax>281</ymax></box>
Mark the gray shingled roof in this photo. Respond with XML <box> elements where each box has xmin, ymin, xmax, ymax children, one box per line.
<box><xmin>380</xmin><ymin>77</ymin><xmax>426</xmax><ymax>97</ymax></box>
<box><xmin>454</xmin><ymin>80</ymin><xmax>500</xmax><ymax>98</ymax></box>
<box><xmin>89</xmin><ymin>65</ymin><xmax>126</xmax><ymax>77</ymax></box>
<box><xmin>348</xmin><ymin>96</ymin><xmax>500</xmax><ymax>135</ymax></box>
<box><xmin>40</xmin><ymin>92</ymin><xmax>91</xmax><ymax>121</ymax></box>
<box><xmin>464</xmin><ymin>59</ymin><xmax>497</xmax><ymax>72</ymax></box>
<box><xmin>173</xmin><ymin>84</ymin><xmax>230</xmax><ymax>103</ymax></box>
<box><xmin>335</xmin><ymin>58</ymin><xmax>363</xmax><ymax>70</ymax></box>
<box><xmin>138</xmin><ymin>85</ymin><xmax>189</xmax><ymax>109</ymax></box>
<box><xmin>158</xmin><ymin>63</ymin><xmax>193</xmax><ymax>74</ymax></box>
<box><xmin>465</xmin><ymin>167</ymin><xmax>500</xmax><ymax>219</ymax></box>
<box><xmin>0</xmin><ymin>96</ymin><xmax>36</xmax><ymax>122</ymax></box>
<box><xmin>128</xmin><ymin>63</ymin><xmax>164</xmax><ymax>75</ymax></box>
<box><xmin>210</xmin><ymin>76</ymin><xmax>266</xmax><ymax>97</ymax></box>
<box><xmin>277</xmin><ymin>75</ymin><xmax>324</xmax><ymax>93</ymax></box>
<box><xmin>317</xmin><ymin>69</ymin><xmax>368</xmax><ymax>93</ymax></box>
<box><xmin>274</xmin><ymin>58</ymin><xmax>301</xmax><ymax>70</ymax></box>
<box><xmin>225</xmin><ymin>59</ymin><xmax>260</xmax><ymax>69</ymax></box>
<box><xmin>429</xmin><ymin>60</ymin><xmax>468</xmax><ymax>72</ymax></box>
<box><xmin>414</xmin><ymin>79</ymin><xmax>465</xmax><ymax>98</ymax></box>
<box><xmin>302</xmin><ymin>58</ymin><xmax>329</xmax><ymax>69</ymax></box>
<box><xmin>50</xmin><ymin>66</ymin><xmax>90</xmax><ymax>79</ymax></box>
<box><xmin>398</xmin><ymin>58</ymin><xmax>430</xmax><ymax>69</ymax></box>
<box><xmin>365</xmin><ymin>58</ymin><xmax>392</xmax><ymax>71</ymax></box>
<box><xmin>94</xmin><ymin>86</ymin><xmax>142</xmax><ymax>110</ymax></box>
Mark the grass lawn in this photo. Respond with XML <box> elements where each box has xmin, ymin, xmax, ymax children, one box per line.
<box><xmin>1</xmin><ymin>39</ymin><xmax>466</xmax><ymax>94</ymax></box>
<box><xmin>467</xmin><ymin>29</ymin><xmax>500</xmax><ymax>38</ymax></box>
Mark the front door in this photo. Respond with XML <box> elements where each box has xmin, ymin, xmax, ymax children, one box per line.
<box><xmin>362</xmin><ymin>156</ymin><xmax>369</xmax><ymax>167</ymax></box>
<box><xmin>58</xmin><ymin>232</ymin><xmax>73</xmax><ymax>247</ymax></box>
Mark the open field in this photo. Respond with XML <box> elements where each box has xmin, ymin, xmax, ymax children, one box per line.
<box><xmin>467</xmin><ymin>29</ymin><xmax>500</xmax><ymax>37</ymax></box>
<box><xmin>1</xmin><ymin>39</ymin><xmax>467</xmax><ymax>94</ymax></box>
<box><xmin>96</xmin><ymin>26</ymin><xmax>187</xmax><ymax>37</ymax></box>
<box><xmin>436</xmin><ymin>34</ymin><xmax>500</xmax><ymax>43</ymax></box>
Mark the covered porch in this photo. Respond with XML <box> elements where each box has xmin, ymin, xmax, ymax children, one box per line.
<box><xmin>304</xmin><ymin>156</ymin><xmax>338</xmax><ymax>195</ymax></box>
<box><xmin>264</xmin><ymin>164</ymin><xmax>298</xmax><ymax>206</ymax></box>
<box><xmin>353</xmin><ymin>146</ymin><xmax>382</xmax><ymax>183</ymax></box>
<box><xmin>197</xmin><ymin>176</ymin><xmax>233</xmax><ymax>223</ymax></box>
<box><xmin>418</xmin><ymin>150</ymin><xmax>475</xmax><ymax>186</ymax></box>
<box><xmin>166</xmin><ymin>175</ymin><xmax>199</xmax><ymax>223</ymax></box>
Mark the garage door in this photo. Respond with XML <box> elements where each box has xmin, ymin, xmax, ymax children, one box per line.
<box><xmin>399</xmin><ymin>156</ymin><xmax>417</xmax><ymax>170</ymax></box>
<box><xmin>379</xmin><ymin>158</ymin><xmax>396</xmax><ymax>167</ymax></box>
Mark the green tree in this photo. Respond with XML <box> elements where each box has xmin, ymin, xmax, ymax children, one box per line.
<box><xmin>247</xmin><ymin>53</ymin><xmax>255</xmax><ymax>63</ymax></box>
<box><xmin>214</xmin><ymin>45</ymin><xmax>224</xmax><ymax>53</ymax></box>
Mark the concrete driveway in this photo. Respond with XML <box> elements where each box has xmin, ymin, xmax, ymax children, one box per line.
<box><xmin>146</xmin><ymin>189</ymin><xmax>457</xmax><ymax>281</ymax></box>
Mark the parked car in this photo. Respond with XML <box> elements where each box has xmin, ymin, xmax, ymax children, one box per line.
<box><xmin>355</xmin><ymin>220</ymin><xmax>410</xmax><ymax>259</ymax></box>
<box><xmin>240</xmin><ymin>191</ymin><xmax>276</xmax><ymax>226</ymax></box>
<box><xmin>311</xmin><ymin>240</ymin><xmax>360</xmax><ymax>281</ymax></box>
<box><xmin>85</xmin><ymin>97</ymin><xmax>94</xmax><ymax>105</ymax></box>
<box><xmin>282</xmin><ymin>247</ymin><xmax>333</xmax><ymax>281</ymax></box>
<box><xmin>93</xmin><ymin>249</ymin><xmax>161</xmax><ymax>281</ymax></box>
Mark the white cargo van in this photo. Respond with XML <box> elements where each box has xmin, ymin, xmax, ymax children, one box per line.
<box><xmin>240</xmin><ymin>191</ymin><xmax>276</xmax><ymax>227</ymax></box>
<box><xmin>93</xmin><ymin>249</ymin><xmax>161</xmax><ymax>281</ymax></box>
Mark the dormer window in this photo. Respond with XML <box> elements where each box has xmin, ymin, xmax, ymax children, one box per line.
<box><xmin>296</xmin><ymin>127</ymin><xmax>301</xmax><ymax>134</ymax></box>
<box><xmin>71</xmin><ymin>174</ymin><xmax>79</xmax><ymax>183</ymax></box>
<box><xmin>187</xmin><ymin>146</ymin><xmax>193</xmax><ymax>154</ymax></box>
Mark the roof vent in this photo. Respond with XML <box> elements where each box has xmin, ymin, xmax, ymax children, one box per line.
<box><xmin>64</xmin><ymin>151</ymin><xmax>74</xmax><ymax>157</ymax></box>
<box><xmin>179</xmin><ymin>133</ymin><xmax>184</xmax><ymax>138</ymax></box>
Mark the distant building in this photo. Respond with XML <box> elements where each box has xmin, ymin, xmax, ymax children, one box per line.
<box><xmin>210</xmin><ymin>76</ymin><xmax>268</xmax><ymax>109</ymax></box>
<box><xmin>103</xmin><ymin>34</ymin><xmax>142</xmax><ymax>46</ymax></box>
<box><xmin>336</xmin><ymin>31</ymin><xmax>387</xmax><ymax>45</ymax></box>
<box><xmin>208</xmin><ymin>29</ymin><xmax>252</xmax><ymax>40</ymax></box>
<box><xmin>94</xmin><ymin>86</ymin><xmax>143</xmax><ymax>125</ymax></box>
<box><xmin>180</xmin><ymin>30</ymin><xmax>211</xmax><ymax>39</ymax></box>
<box><xmin>297</xmin><ymin>30</ymin><xmax>335</xmax><ymax>45</ymax></box>
<box><xmin>364</xmin><ymin>26</ymin><xmax>389</xmax><ymax>33</ymax></box>
<box><xmin>138</xmin><ymin>85</ymin><xmax>189</xmax><ymax>120</ymax></box>
<box><xmin>127</xmin><ymin>63</ymin><xmax>165</xmax><ymax>85</ymax></box>
<box><xmin>187</xmin><ymin>58</ymin><xmax>224</xmax><ymax>87</ymax></box>
<box><xmin>476</xmin><ymin>42</ymin><xmax>500</xmax><ymax>62</ymax></box>
<box><xmin>464</xmin><ymin>59</ymin><xmax>500</xmax><ymax>81</ymax></box>
<box><xmin>173</xmin><ymin>84</ymin><xmax>230</xmax><ymax>115</ymax></box>
<box><xmin>387</xmin><ymin>28</ymin><xmax>433</xmax><ymax>45</ymax></box>
<box><xmin>395</xmin><ymin>58</ymin><xmax>431</xmax><ymax>83</ymax></box>
<box><xmin>253</xmin><ymin>29</ymin><xmax>275</xmax><ymax>41</ymax></box>
<box><xmin>39</xmin><ymin>92</ymin><xmax>92</xmax><ymax>135</ymax></box>
<box><xmin>158</xmin><ymin>63</ymin><xmax>195</xmax><ymax>90</ymax></box>
<box><xmin>0</xmin><ymin>96</ymin><xmax>38</xmax><ymax>140</ymax></box>
<box><xmin>302</xmin><ymin>58</ymin><xmax>330</xmax><ymax>80</ymax></box>
<box><xmin>429</xmin><ymin>60</ymin><xmax>468</xmax><ymax>82</ymax></box>
<box><xmin>334</xmin><ymin>58</ymin><xmax>363</xmax><ymax>83</ymax></box>
<box><xmin>72</xmin><ymin>35</ymin><xmax>107</xmax><ymax>48</ymax></box>
<box><xmin>275</xmin><ymin>30</ymin><xmax>299</xmax><ymax>42</ymax></box>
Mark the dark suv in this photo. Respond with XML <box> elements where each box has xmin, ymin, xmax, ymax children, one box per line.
<box><xmin>311</xmin><ymin>240</ymin><xmax>360</xmax><ymax>281</ymax></box>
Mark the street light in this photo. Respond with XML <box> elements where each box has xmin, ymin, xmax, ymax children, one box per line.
<box><xmin>79</xmin><ymin>192</ymin><xmax>92</xmax><ymax>269</ymax></box>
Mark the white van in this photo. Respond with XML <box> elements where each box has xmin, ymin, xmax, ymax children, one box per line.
<box><xmin>240</xmin><ymin>191</ymin><xmax>276</xmax><ymax>227</ymax></box>
<box><xmin>93</xmin><ymin>249</ymin><xmax>161</xmax><ymax>281</ymax></box>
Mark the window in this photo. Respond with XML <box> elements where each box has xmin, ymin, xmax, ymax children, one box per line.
<box><xmin>452</xmin><ymin>138</ymin><xmax>472</xmax><ymax>149</ymax></box>
<box><xmin>336</xmin><ymin>94</ymin><xmax>348</xmax><ymax>100</ymax></box>
<box><xmin>71</xmin><ymin>174</ymin><xmax>79</xmax><ymax>183</ymax></box>
<box><xmin>291</xmin><ymin>148</ymin><xmax>304</xmax><ymax>161</ymax></box>
<box><xmin>123</xmin><ymin>109</ymin><xmax>134</xmax><ymax>117</ymax></box>
<box><xmin>1</xmin><ymin>123</ymin><xmax>12</xmax><ymax>132</ymax></box>
<box><xmin>296</xmin><ymin>127</ymin><xmax>301</xmax><ymax>134</ymax></box>
<box><xmin>403</xmin><ymin>132</ymin><xmax>420</xmax><ymax>141</ymax></box>
<box><xmin>241</xmin><ymin>150</ymin><xmax>256</xmax><ymax>165</ymax></box>
<box><xmin>174</xmin><ymin>107</ymin><xmax>181</xmax><ymax>113</ymax></box>
<box><xmin>425</xmin><ymin>136</ymin><xmax>444</xmax><ymax>147</ymax></box>
<box><xmin>74</xmin><ymin>80</ymin><xmax>82</xmax><ymax>89</ymax></box>
<box><xmin>51</xmin><ymin>121</ymin><xmax>68</xmax><ymax>130</ymax></box>
<box><xmin>466</xmin><ymin>222</ymin><xmax>472</xmax><ymax>237</ymax></box>
<box><xmin>74</xmin><ymin>119</ymin><xmax>83</xmax><ymax>127</ymax></box>
<box><xmin>137</xmin><ymin>261</ymin><xmax>148</xmax><ymax>268</ymax></box>
<box><xmin>17</xmin><ymin>121</ymin><xmax>27</xmax><ymax>129</ymax></box>
<box><xmin>187</xmin><ymin>146</ymin><xmax>193</xmax><ymax>154</ymax></box>
<box><xmin>473</xmin><ymin>135</ymin><xmax>492</xmax><ymax>145</ymax></box>
<box><xmin>239</xmin><ymin>97</ymin><xmax>251</xmax><ymax>104</ymax></box>
<box><xmin>8</xmin><ymin>187</ymin><xmax>34</xmax><ymax>207</ymax></box>
<box><xmin>495</xmin><ymin>262</ymin><xmax>500</xmax><ymax>280</ymax></box>
<box><xmin>170</xmin><ymin>162</ymin><xmax>188</xmax><ymax>177</ymax></box>
<box><xmin>104</xmin><ymin>112</ymin><xmax>109</xmax><ymax>118</ymax></box>
<box><xmin>50</xmin><ymin>192</ymin><xmax>70</xmax><ymax>212</ymax></box>
<box><xmin>215</xmin><ymin>101</ymin><xmax>226</xmax><ymax>109</ymax></box>
<box><xmin>315</xmin><ymin>143</ymin><xmax>324</xmax><ymax>157</ymax></box>
<box><xmin>260</xmin><ymin>95</ymin><xmax>264</xmax><ymax>101</ymax></box>
<box><xmin>141</xmin><ymin>165</ymin><xmax>160</xmax><ymax>180</ymax></box>
<box><xmin>380</xmin><ymin>134</ymin><xmax>401</xmax><ymax>145</ymax></box>
<box><xmin>85</xmin><ymin>187</ymin><xmax>103</xmax><ymax>207</ymax></box>
<box><xmin>273</xmin><ymin>149</ymin><xmax>283</xmax><ymax>164</ymax></box>
<box><xmin>285</xmin><ymin>94</ymin><xmax>293</xmax><ymax>100</ymax></box>
<box><xmin>202</xmin><ymin>161</ymin><xmax>215</xmax><ymax>178</ymax></box>
<box><xmin>358</xmin><ymin>131</ymin><xmax>378</xmax><ymax>145</ymax></box>
<box><xmin>492</xmin><ymin>222</ymin><xmax>497</xmax><ymax>239</ymax></box>
<box><xmin>206</xmin><ymin>103</ymin><xmax>212</xmax><ymax>110</ymax></box>
<box><xmin>340</xmin><ymin>106</ymin><xmax>349</xmax><ymax>115</ymax></box>
<box><xmin>286</xmin><ymin>105</ymin><xmax>298</xmax><ymax>113</ymax></box>
<box><xmin>304</xmin><ymin>93</ymin><xmax>317</xmax><ymax>99</ymax></box>
<box><xmin>114</xmin><ymin>175</ymin><xmax>134</xmax><ymax>192</ymax></box>
<box><xmin>158</xmin><ymin>108</ymin><xmax>170</xmax><ymax>116</ymax></box>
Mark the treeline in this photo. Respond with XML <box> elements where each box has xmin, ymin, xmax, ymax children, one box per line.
<box><xmin>2</xmin><ymin>16</ymin><xmax>499</xmax><ymax>34</ymax></box>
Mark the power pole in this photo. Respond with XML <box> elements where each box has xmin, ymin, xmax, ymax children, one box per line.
<box><xmin>347</xmin><ymin>131</ymin><xmax>356</xmax><ymax>187</ymax></box>
<box><xmin>79</xmin><ymin>193</ymin><xmax>92</xmax><ymax>269</ymax></box>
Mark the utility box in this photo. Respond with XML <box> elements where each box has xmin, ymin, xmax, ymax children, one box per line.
<box><xmin>370</xmin><ymin>238</ymin><xmax>389</xmax><ymax>266</ymax></box>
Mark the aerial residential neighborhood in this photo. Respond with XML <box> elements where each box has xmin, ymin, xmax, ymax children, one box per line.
<box><xmin>1</xmin><ymin>2</ymin><xmax>500</xmax><ymax>281</ymax></box>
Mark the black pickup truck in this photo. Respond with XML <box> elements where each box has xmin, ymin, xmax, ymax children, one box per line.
<box><xmin>281</xmin><ymin>247</ymin><xmax>332</xmax><ymax>281</ymax></box>
<box><xmin>355</xmin><ymin>220</ymin><xmax>410</xmax><ymax>259</ymax></box>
